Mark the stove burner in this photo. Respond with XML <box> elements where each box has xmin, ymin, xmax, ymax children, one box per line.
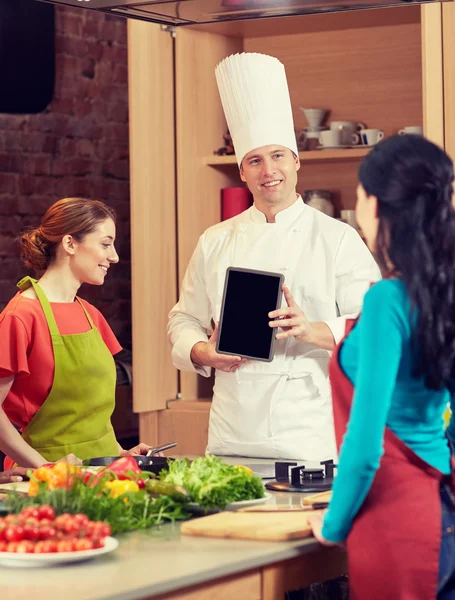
<box><xmin>265</xmin><ymin>459</ymin><xmax>337</xmax><ymax>493</ymax></box>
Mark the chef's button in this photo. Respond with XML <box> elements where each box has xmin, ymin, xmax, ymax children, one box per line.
<box><xmin>292</xmin><ymin>228</ymin><xmax>301</xmax><ymax>233</ymax></box>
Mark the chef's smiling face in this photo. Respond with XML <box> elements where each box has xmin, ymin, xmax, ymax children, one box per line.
<box><xmin>240</xmin><ymin>145</ymin><xmax>300</xmax><ymax>208</ymax></box>
<box><xmin>63</xmin><ymin>218</ymin><xmax>119</xmax><ymax>286</ymax></box>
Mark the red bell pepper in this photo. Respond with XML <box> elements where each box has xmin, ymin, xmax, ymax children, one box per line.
<box><xmin>90</xmin><ymin>456</ymin><xmax>142</xmax><ymax>486</ymax></box>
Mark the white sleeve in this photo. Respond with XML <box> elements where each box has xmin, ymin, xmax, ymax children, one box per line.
<box><xmin>167</xmin><ymin>235</ymin><xmax>213</xmax><ymax>378</ymax></box>
<box><xmin>323</xmin><ymin>226</ymin><xmax>381</xmax><ymax>344</ymax></box>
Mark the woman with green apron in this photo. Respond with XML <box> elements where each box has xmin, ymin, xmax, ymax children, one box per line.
<box><xmin>0</xmin><ymin>197</ymin><xmax>154</xmax><ymax>468</ymax></box>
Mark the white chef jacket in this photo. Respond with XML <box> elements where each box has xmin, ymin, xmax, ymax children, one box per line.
<box><xmin>168</xmin><ymin>198</ymin><xmax>381</xmax><ymax>461</ymax></box>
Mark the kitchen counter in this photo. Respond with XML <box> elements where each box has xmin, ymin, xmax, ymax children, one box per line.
<box><xmin>0</xmin><ymin>457</ymin><xmax>346</xmax><ymax>600</ymax></box>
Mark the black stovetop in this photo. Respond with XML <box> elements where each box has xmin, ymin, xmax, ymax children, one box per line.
<box><xmin>265</xmin><ymin>459</ymin><xmax>337</xmax><ymax>493</ymax></box>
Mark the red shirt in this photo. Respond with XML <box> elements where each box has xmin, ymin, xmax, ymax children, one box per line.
<box><xmin>0</xmin><ymin>293</ymin><xmax>122</xmax><ymax>428</ymax></box>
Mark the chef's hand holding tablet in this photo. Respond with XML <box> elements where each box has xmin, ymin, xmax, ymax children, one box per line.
<box><xmin>269</xmin><ymin>284</ymin><xmax>314</xmax><ymax>343</ymax></box>
<box><xmin>191</xmin><ymin>322</ymin><xmax>249</xmax><ymax>372</ymax></box>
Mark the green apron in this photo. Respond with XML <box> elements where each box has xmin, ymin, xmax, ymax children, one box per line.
<box><xmin>15</xmin><ymin>277</ymin><xmax>119</xmax><ymax>462</ymax></box>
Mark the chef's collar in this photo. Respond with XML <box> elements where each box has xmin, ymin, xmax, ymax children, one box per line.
<box><xmin>250</xmin><ymin>195</ymin><xmax>305</xmax><ymax>225</ymax></box>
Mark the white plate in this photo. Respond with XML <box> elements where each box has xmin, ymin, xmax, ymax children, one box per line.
<box><xmin>187</xmin><ymin>493</ymin><xmax>272</xmax><ymax>515</ymax></box>
<box><xmin>0</xmin><ymin>536</ymin><xmax>118</xmax><ymax>568</ymax></box>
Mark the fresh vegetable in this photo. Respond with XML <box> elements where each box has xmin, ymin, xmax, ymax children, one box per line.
<box><xmin>0</xmin><ymin>505</ymin><xmax>111</xmax><ymax>553</ymax></box>
<box><xmin>145</xmin><ymin>479</ymin><xmax>189</xmax><ymax>500</ymax></box>
<box><xmin>6</xmin><ymin>467</ymin><xmax>189</xmax><ymax>535</ymax></box>
<box><xmin>158</xmin><ymin>454</ymin><xmax>265</xmax><ymax>508</ymax></box>
<box><xmin>28</xmin><ymin>463</ymin><xmax>81</xmax><ymax>496</ymax></box>
<box><xmin>104</xmin><ymin>480</ymin><xmax>139</xmax><ymax>498</ymax></box>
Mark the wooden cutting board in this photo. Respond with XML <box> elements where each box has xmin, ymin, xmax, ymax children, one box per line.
<box><xmin>301</xmin><ymin>490</ymin><xmax>332</xmax><ymax>506</ymax></box>
<box><xmin>180</xmin><ymin>510</ymin><xmax>321</xmax><ymax>541</ymax></box>
<box><xmin>0</xmin><ymin>481</ymin><xmax>30</xmax><ymax>494</ymax></box>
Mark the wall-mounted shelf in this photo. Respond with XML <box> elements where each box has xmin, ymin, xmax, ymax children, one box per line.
<box><xmin>205</xmin><ymin>148</ymin><xmax>370</xmax><ymax>166</ymax></box>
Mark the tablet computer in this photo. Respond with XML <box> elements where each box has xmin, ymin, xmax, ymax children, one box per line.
<box><xmin>216</xmin><ymin>267</ymin><xmax>284</xmax><ymax>362</ymax></box>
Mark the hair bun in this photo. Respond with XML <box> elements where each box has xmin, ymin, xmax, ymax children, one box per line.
<box><xmin>19</xmin><ymin>228</ymin><xmax>50</xmax><ymax>274</ymax></box>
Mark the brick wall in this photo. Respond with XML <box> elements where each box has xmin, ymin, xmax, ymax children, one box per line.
<box><xmin>0</xmin><ymin>7</ymin><xmax>132</xmax><ymax>349</ymax></box>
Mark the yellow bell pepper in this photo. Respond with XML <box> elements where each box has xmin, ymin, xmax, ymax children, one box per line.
<box><xmin>104</xmin><ymin>479</ymin><xmax>139</xmax><ymax>498</ymax></box>
<box><xmin>28</xmin><ymin>462</ymin><xmax>81</xmax><ymax>496</ymax></box>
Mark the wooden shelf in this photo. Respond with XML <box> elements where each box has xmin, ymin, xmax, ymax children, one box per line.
<box><xmin>205</xmin><ymin>148</ymin><xmax>370</xmax><ymax>166</ymax></box>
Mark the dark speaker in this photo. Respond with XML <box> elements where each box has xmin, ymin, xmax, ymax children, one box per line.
<box><xmin>0</xmin><ymin>0</ymin><xmax>55</xmax><ymax>114</ymax></box>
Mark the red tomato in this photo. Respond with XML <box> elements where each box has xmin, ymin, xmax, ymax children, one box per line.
<box><xmin>4</xmin><ymin>515</ymin><xmax>20</xmax><ymax>525</ymax></box>
<box><xmin>100</xmin><ymin>523</ymin><xmax>111</xmax><ymax>538</ymax></box>
<box><xmin>39</xmin><ymin>525</ymin><xmax>57</xmax><ymax>540</ymax></box>
<box><xmin>54</xmin><ymin>514</ymin><xmax>72</xmax><ymax>530</ymax></box>
<box><xmin>15</xmin><ymin>541</ymin><xmax>35</xmax><ymax>554</ymax></box>
<box><xmin>33</xmin><ymin>541</ymin><xmax>48</xmax><ymax>553</ymax></box>
<box><xmin>73</xmin><ymin>514</ymin><xmax>89</xmax><ymax>527</ymax></box>
<box><xmin>20</xmin><ymin>507</ymin><xmax>40</xmax><ymax>520</ymax></box>
<box><xmin>37</xmin><ymin>505</ymin><xmax>55</xmax><ymax>521</ymax></box>
<box><xmin>56</xmin><ymin>539</ymin><xmax>73</xmax><ymax>553</ymax></box>
<box><xmin>91</xmin><ymin>537</ymin><xmax>104</xmax><ymax>549</ymax></box>
<box><xmin>23</xmin><ymin>524</ymin><xmax>40</xmax><ymax>542</ymax></box>
<box><xmin>63</xmin><ymin>519</ymin><xmax>81</xmax><ymax>535</ymax></box>
<box><xmin>6</xmin><ymin>541</ymin><xmax>19</xmax><ymax>553</ymax></box>
<box><xmin>5</xmin><ymin>525</ymin><xmax>25</xmax><ymax>543</ymax></box>
<box><xmin>0</xmin><ymin>523</ymin><xmax>6</xmax><ymax>541</ymax></box>
<box><xmin>23</xmin><ymin>516</ymin><xmax>40</xmax><ymax>526</ymax></box>
<box><xmin>137</xmin><ymin>479</ymin><xmax>145</xmax><ymax>489</ymax></box>
<box><xmin>0</xmin><ymin>541</ymin><xmax>7</xmax><ymax>552</ymax></box>
<box><xmin>73</xmin><ymin>538</ymin><xmax>94</xmax><ymax>551</ymax></box>
<box><xmin>38</xmin><ymin>518</ymin><xmax>52</xmax><ymax>527</ymax></box>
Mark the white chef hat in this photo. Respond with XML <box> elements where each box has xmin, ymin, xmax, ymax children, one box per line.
<box><xmin>215</xmin><ymin>52</ymin><xmax>298</xmax><ymax>166</ymax></box>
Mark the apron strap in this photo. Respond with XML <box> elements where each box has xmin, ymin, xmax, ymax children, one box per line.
<box><xmin>18</xmin><ymin>276</ymin><xmax>61</xmax><ymax>339</ymax></box>
<box><xmin>16</xmin><ymin>276</ymin><xmax>95</xmax><ymax>342</ymax></box>
<box><xmin>75</xmin><ymin>297</ymin><xmax>95</xmax><ymax>328</ymax></box>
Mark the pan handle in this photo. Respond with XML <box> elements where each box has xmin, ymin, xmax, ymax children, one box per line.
<box><xmin>146</xmin><ymin>442</ymin><xmax>177</xmax><ymax>457</ymax></box>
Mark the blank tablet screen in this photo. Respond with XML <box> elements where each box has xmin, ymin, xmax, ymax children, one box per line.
<box><xmin>216</xmin><ymin>267</ymin><xmax>283</xmax><ymax>362</ymax></box>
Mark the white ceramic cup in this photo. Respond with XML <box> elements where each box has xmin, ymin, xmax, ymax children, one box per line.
<box><xmin>359</xmin><ymin>128</ymin><xmax>384</xmax><ymax>146</ymax></box>
<box><xmin>319</xmin><ymin>129</ymin><xmax>342</xmax><ymax>147</ymax></box>
<box><xmin>398</xmin><ymin>125</ymin><xmax>423</xmax><ymax>136</ymax></box>
<box><xmin>330</xmin><ymin>121</ymin><xmax>365</xmax><ymax>146</ymax></box>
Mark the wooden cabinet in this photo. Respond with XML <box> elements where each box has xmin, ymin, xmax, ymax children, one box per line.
<box><xmin>128</xmin><ymin>3</ymin><xmax>453</xmax><ymax>451</ymax></box>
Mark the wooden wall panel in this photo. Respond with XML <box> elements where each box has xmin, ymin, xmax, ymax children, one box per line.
<box><xmin>442</xmin><ymin>2</ymin><xmax>455</xmax><ymax>163</ymax></box>
<box><xmin>175</xmin><ymin>29</ymin><xmax>242</xmax><ymax>399</ymax></box>
<box><xmin>421</xmin><ymin>3</ymin><xmax>444</xmax><ymax>147</ymax></box>
<box><xmin>128</xmin><ymin>22</ymin><xmax>178</xmax><ymax>414</ymax></box>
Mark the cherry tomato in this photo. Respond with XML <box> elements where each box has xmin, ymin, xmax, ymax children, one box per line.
<box><xmin>63</xmin><ymin>519</ymin><xmax>81</xmax><ymax>535</ymax></box>
<box><xmin>5</xmin><ymin>525</ymin><xmax>25</xmax><ymax>543</ymax></box>
<box><xmin>15</xmin><ymin>540</ymin><xmax>35</xmax><ymax>554</ymax></box>
<box><xmin>39</xmin><ymin>525</ymin><xmax>57</xmax><ymax>540</ymax></box>
<box><xmin>6</xmin><ymin>541</ymin><xmax>19</xmax><ymax>553</ymax></box>
<box><xmin>37</xmin><ymin>505</ymin><xmax>55</xmax><ymax>521</ymax></box>
<box><xmin>91</xmin><ymin>537</ymin><xmax>104</xmax><ymax>549</ymax></box>
<box><xmin>20</xmin><ymin>507</ymin><xmax>40</xmax><ymax>520</ymax></box>
<box><xmin>74</xmin><ymin>538</ymin><xmax>94</xmax><ymax>551</ymax></box>
<box><xmin>0</xmin><ymin>523</ymin><xmax>6</xmax><ymax>542</ymax></box>
<box><xmin>56</xmin><ymin>539</ymin><xmax>73</xmax><ymax>553</ymax></box>
<box><xmin>4</xmin><ymin>515</ymin><xmax>20</xmax><ymax>525</ymax></box>
<box><xmin>23</xmin><ymin>524</ymin><xmax>40</xmax><ymax>542</ymax></box>
<box><xmin>33</xmin><ymin>541</ymin><xmax>48</xmax><ymax>553</ymax></box>
<box><xmin>137</xmin><ymin>479</ymin><xmax>145</xmax><ymax>489</ymax></box>
<box><xmin>54</xmin><ymin>514</ymin><xmax>72</xmax><ymax>530</ymax></box>
<box><xmin>23</xmin><ymin>516</ymin><xmax>39</xmax><ymax>526</ymax></box>
<box><xmin>73</xmin><ymin>514</ymin><xmax>89</xmax><ymax>527</ymax></box>
<box><xmin>0</xmin><ymin>541</ymin><xmax>7</xmax><ymax>552</ymax></box>
<box><xmin>99</xmin><ymin>523</ymin><xmax>111</xmax><ymax>538</ymax></box>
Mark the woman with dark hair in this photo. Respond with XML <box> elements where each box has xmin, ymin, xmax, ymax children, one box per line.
<box><xmin>309</xmin><ymin>134</ymin><xmax>455</xmax><ymax>599</ymax></box>
<box><xmin>0</xmin><ymin>197</ymin><xmax>154</xmax><ymax>469</ymax></box>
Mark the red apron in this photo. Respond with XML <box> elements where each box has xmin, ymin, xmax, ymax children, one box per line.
<box><xmin>329</xmin><ymin>318</ymin><xmax>455</xmax><ymax>600</ymax></box>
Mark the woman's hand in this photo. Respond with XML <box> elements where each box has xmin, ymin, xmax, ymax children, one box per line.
<box><xmin>0</xmin><ymin>467</ymin><xmax>28</xmax><ymax>484</ymax></box>
<box><xmin>120</xmin><ymin>443</ymin><xmax>164</xmax><ymax>457</ymax></box>
<box><xmin>307</xmin><ymin>513</ymin><xmax>344</xmax><ymax>548</ymax></box>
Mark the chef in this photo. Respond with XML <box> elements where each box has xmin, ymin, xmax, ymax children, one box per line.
<box><xmin>168</xmin><ymin>52</ymin><xmax>380</xmax><ymax>461</ymax></box>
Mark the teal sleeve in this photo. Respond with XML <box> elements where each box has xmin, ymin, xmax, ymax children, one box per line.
<box><xmin>447</xmin><ymin>390</ymin><xmax>455</xmax><ymax>446</ymax></box>
<box><xmin>321</xmin><ymin>283</ymin><xmax>406</xmax><ymax>542</ymax></box>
